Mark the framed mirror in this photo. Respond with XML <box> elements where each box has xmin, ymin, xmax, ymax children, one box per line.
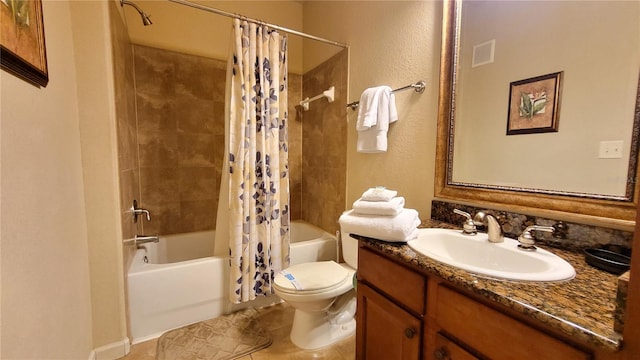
<box><xmin>435</xmin><ymin>0</ymin><xmax>640</xmax><ymax>229</ymax></box>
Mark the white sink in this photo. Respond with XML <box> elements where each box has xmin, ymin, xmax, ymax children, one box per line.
<box><xmin>407</xmin><ymin>228</ymin><xmax>575</xmax><ymax>282</ymax></box>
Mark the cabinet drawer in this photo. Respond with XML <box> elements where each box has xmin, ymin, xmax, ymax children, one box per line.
<box><xmin>358</xmin><ymin>247</ymin><xmax>426</xmax><ymax>315</ymax></box>
<box><xmin>433</xmin><ymin>333</ymin><xmax>479</xmax><ymax>360</ymax></box>
<box><xmin>435</xmin><ymin>285</ymin><xmax>591</xmax><ymax>360</ymax></box>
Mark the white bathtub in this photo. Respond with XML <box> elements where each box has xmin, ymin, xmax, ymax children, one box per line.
<box><xmin>127</xmin><ymin>220</ymin><xmax>337</xmax><ymax>344</ymax></box>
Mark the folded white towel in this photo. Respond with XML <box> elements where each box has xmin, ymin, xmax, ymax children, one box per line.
<box><xmin>353</xmin><ymin>196</ymin><xmax>405</xmax><ymax>216</ymax></box>
<box><xmin>404</xmin><ymin>228</ymin><xmax>420</xmax><ymax>242</ymax></box>
<box><xmin>357</xmin><ymin>88</ymin><xmax>398</xmax><ymax>153</ymax></box>
<box><xmin>361</xmin><ymin>187</ymin><xmax>398</xmax><ymax>202</ymax></box>
<box><xmin>338</xmin><ymin>209</ymin><xmax>421</xmax><ymax>243</ymax></box>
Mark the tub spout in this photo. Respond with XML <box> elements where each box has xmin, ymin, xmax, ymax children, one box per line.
<box><xmin>135</xmin><ymin>234</ymin><xmax>159</xmax><ymax>248</ymax></box>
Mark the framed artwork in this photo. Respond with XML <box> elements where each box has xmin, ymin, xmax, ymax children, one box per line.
<box><xmin>1</xmin><ymin>0</ymin><xmax>49</xmax><ymax>87</ymax></box>
<box><xmin>506</xmin><ymin>72</ymin><xmax>562</xmax><ymax>135</ymax></box>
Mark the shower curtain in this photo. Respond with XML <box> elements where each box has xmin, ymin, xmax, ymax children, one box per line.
<box><xmin>226</xmin><ymin>18</ymin><xmax>290</xmax><ymax>303</ymax></box>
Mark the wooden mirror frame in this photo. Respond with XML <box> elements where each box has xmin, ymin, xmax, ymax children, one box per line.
<box><xmin>434</xmin><ymin>0</ymin><xmax>640</xmax><ymax>231</ymax></box>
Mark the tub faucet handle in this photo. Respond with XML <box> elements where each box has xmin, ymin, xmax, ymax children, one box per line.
<box><xmin>131</xmin><ymin>200</ymin><xmax>151</xmax><ymax>222</ymax></box>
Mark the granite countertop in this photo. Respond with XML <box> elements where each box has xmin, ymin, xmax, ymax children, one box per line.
<box><xmin>355</xmin><ymin>220</ymin><xmax>623</xmax><ymax>351</ymax></box>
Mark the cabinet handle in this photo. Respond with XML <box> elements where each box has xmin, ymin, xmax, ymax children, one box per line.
<box><xmin>404</xmin><ymin>327</ymin><xmax>416</xmax><ymax>339</ymax></box>
<box><xmin>434</xmin><ymin>347</ymin><xmax>449</xmax><ymax>360</ymax></box>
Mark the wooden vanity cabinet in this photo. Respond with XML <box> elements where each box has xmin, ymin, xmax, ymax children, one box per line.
<box><xmin>357</xmin><ymin>244</ymin><xmax>596</xmax><ymax>360</ymax></box>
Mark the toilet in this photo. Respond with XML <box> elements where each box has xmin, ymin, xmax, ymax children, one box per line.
<box><xmin>273</xmin><ymin>227</ymin><xmax>358</xmax><ymax>350</ymax></box>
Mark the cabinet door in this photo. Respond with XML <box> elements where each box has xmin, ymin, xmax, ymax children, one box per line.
<box><xmin>356</xmin><ymin>282</ymin><xmax>421</xmax><ymax>360</ymax></box>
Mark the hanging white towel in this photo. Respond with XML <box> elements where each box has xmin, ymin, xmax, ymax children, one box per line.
<box><xmin>356</xmin><ymin>86</ymin><xmax>387</xmax><ymax>131</ymax></box>
<box><xmin>338</xmin><ymin>209</ymin><xmax>421</xmax><ymax>243</ymax></box>
<box><xmin>357</xmin><ymin>87</ymin><xmax>398</xmax><ymax>153</ymax></box>
<box><xmin>353</xmin><ymin>196</ymin><xmax>405</xmax><ymax>216</ymax></box>
<box><xmin>361</xmin><ymin>187</ymin><xmax>398</xmax><ymax>201</ymax></box>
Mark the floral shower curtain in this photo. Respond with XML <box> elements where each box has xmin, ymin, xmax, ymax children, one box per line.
<box><xmin>227</xmin><ymin>18</ymin><xmax>290</xmax><ymax>303</ymax></box>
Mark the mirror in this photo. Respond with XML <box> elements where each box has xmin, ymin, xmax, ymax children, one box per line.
<box><xmin>435</xmin><ymin>0</ymin><xmax>640</xmax><ymax>229</ymax></box>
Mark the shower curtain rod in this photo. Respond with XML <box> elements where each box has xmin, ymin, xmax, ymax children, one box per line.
<box><xmin>167</xmin><ymin>0</ymin><xmax>348</xmax><ymax>48</ymax></box>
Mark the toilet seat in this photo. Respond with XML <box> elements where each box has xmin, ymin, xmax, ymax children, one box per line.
<box><xmin>274</xmin><ymin>261</ymin><xmax>350</xmax><ymax>295</ymax></box>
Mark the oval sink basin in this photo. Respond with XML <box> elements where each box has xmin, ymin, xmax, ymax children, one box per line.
<box><xmin>407</xmin><ymin>228</ymin><xmax>575</xmax><ymax>282</ymax></box>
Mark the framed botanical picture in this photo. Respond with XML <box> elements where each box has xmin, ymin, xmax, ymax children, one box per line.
<box><xmin>506</xmin><ymin>72</ymin><xmax>562</xmax><ymax>135</ymax></box>
<box><xmin>1</xmin><ymin>0</ymin><xmax>49</xmax><ymax>87</ymax></box>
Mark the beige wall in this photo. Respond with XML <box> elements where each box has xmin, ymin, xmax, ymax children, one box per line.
<box><xmin>75</xmin><ymin>0</ymin><xmax>129</xmax><ymax>350</ymax></box>
<box><xmin>303</xmin><ymin>1</ymin><xmax>442</xmax><ymax>219</ymax></box>
<box><xmin>0</xmin><ymin>1</ymin><xmax>95</xmax><ymax>358</ymax></box>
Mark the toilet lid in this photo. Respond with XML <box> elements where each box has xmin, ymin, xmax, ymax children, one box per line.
<box><xmin>274</xmin><ymin>261</ymin><xmax>350</xmax><ymax>293</ymax></box>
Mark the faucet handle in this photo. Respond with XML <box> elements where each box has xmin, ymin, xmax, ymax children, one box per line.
<box><xmin>131</xmin><ymin>200</ymin><xmax>151</xmax><ymax>222</ymax></box>
<box><xmin>453</xmin><ymin>209</ymin><xmax>477</xmax><ymax>235</ymax></box>
<box><xmin>518</xmin><ymin>225</ymin><xmax>554</xmax><ymax>251</ymax></box>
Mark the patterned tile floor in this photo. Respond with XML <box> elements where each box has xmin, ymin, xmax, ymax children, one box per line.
<box><xmin>119</xmin><ymin>303</ymin><xmax>355</xmax><ymax>359</ymax></box>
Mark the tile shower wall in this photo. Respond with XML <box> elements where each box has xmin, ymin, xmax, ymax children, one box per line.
<box><xmin>132</xmin><ymin>45</ymin><xmax>304</xmax><ymax>235</ymax></box>
<box><xmin>133</xmin><ymin>45</ymin><xmax>223</xmax><ymax>235</ymax></box>
<box><xmin>301</xmin><ymin>50</ymin><xmax>349</xmax><ymax>234</ymax></box>
<box><xmin>431</xmin><ymin>200</ymin><xmax>633</xmax><ymax>253</ymax></box>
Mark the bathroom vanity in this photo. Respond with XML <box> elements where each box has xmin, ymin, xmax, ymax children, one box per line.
<box><xmin>354</xmin><ymin>225</ymin><xmax>624</xmax><ymax>360</ymax></box>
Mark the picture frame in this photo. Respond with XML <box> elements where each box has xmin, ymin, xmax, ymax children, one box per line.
<box><xmin>506</xmin><ymin>72</ymin><xmax>562</xmax><ymax>135</ymax></box>
<box><xmin>1</xmin><ymin>0</ymin><xmax>49</xmax><ymax>88</ymax></box>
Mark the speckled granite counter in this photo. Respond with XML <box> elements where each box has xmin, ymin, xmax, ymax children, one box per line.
<box><xmin>354</xmin><ymin>220</ymin><xmax>623</xmax><ymax>352</ymax></box>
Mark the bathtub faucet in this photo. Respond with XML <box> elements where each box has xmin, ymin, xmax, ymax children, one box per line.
<box><xmin>135</xmin><ymin>234</ymin><xmax>159</xmax><ymax>248</ymax></box>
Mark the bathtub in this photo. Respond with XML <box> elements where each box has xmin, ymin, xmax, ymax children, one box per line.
<box><xmin>127</xmin><ymin>220</ymin><xmax>337</xmax><ymax>344</ymax></box>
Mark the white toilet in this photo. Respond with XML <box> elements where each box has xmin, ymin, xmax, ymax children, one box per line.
<box><xmin>273</xmin><ymin>227</ymin><xmax>358</xmax><ymax>350</ymax></box>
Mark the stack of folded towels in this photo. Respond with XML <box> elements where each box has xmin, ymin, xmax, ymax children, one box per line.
<box><xmin>339</xmin><ymin>187</ymin><xmax>421</xmax><ymax>242</ymax></box>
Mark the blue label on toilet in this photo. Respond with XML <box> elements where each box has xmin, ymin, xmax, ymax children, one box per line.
<box><xmin>281</xmin><ymin>270</ymin><xmax>303</xmax><ymax>290</ymax></box>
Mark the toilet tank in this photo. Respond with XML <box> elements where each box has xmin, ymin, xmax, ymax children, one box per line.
<box><xmin>340</xmin><ymin>229</ymin><xmax>359</xmax><ymax>269</ymax></box>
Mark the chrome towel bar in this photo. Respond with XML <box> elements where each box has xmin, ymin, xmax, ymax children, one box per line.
<box><xmin>346</xmin><ymin>80</ymin><xmax>426</xmax><ymax>110</ymax></box>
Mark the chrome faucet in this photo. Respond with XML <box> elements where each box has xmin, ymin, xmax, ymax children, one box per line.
<box><xmin>135</xmin><ymin>234</ymin><xmax>159</xmax><ymax>248</ymax></box>
<box><xmin>473</xmin><ymin>211</ymin><xmax>504</xmax><ymax>243</ymax></box>
<box><xmin>517</xmin><ymin>225</ymin><xmax>555</xmax><ymax>251</ymax></box>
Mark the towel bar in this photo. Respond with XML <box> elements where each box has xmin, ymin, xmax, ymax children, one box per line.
<box><xmin>347</xmin><ymin>81</ymin><xmax>426</xmax><ymax>110</ymax></box>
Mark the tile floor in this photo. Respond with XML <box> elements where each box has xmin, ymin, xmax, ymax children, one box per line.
<box><xmin>119</xmin><ymin>303</ymin><xmax>355</xmax><ymax>360</ymax></box>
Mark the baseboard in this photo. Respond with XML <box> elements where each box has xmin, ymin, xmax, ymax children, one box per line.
<box><xmin>88</xmin><ymin>337</ymin><xmax>131</xmax><ymax>360</ymax></box>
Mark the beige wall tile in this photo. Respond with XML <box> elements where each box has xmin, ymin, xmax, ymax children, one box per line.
<box><xmin>137</xmin><ymin>131</ymin><xmax>178</xmax><ymax>168</ymax></box>
<box><xmin>180</xmin><ymin>200</ymin><xmax>217</xmax><ymax>231</ymax></box>
<box><xmin>178</xmin><ymin>167</ymin><xmax>217</xmax><ymax>201</ymax></box>
<box><xmin>301</xmin><ymin>50</ymin><xmax>348</xmax><ymax>233</ymax></box>
<box><xmin>132</xmin><ymin>46</ymin><xmax>308</xmax><ymax>235</ymax></box>
<box><xmin>135</xmin><ymin>93</ymin><xmax>176</xmax><ymax>133</ymax></box>
<box><xmin>178</xmin><ymin>133</ymin><xmax>216</xmax><ymax>167</ymax></box>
